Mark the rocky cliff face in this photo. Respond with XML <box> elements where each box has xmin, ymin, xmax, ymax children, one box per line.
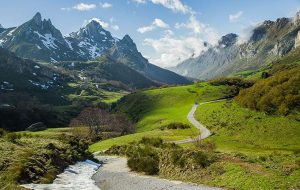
<box><xmin>170</xmin><ymin>12</ymin><xmax>300</xmax><ymax>79</ymax></box>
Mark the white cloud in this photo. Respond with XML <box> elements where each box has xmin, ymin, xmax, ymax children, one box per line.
<box><xmin>151</xmin><ymin>0</ymin><xmax>191</xmax><ymax>14</ymax></box>
<box><xmin>61</xmin><ymin>7</ymin><xmax>71</xmax><ymax>11</ymax></box>
<box><xmin>62</xmin><ymin>3</ymin><xmax>96</xmax><ymax>11</ymax></box>
<box><xmin>84</xmin><ymin>18</ymin><xmax>120</xmax><ymax>31</ymax></box>
<box><xmin>111</xmin><ymin>25</ymin><xmax>120</xmax><ymax>31</ymax></box>
<box><xmin>137</xmin><ymin>18</ymin><xmax>169</xmax><ymax>33</ymax></box>
<box><xmin>175</xmin><ymin>14</ymin><xmax>219</xmax><ymax>45</ymax></box>
<box><xmin>237</xmin><ymin>23</ymin><xmax>257</xmax><ymax>45</ymax></box>
<box><xmin>175</xmin><ymin>14</ymin><xmax>202</xmax><ymax>33</ymax></box>
<box><xmin>100</xmin><ymin>2</ymin><xmax>112</xmax><ymax>8</ymax></box>
<box><xmin>229</xmin><ymin>11</ymin><xmax>243</xmax><ymax>23</ymax></box>
<box><xmin>144</xmin><ymin>34</ymin><xmax>208</xmax><ymax>67</ymax></box>
<box><xmin>132</xmin><ymin>0</ymin><xmax>147</xmax><ymax>3</ymax></box>
<box><xmin>132</xmin><ymin>0</ymin><xmax>192</xmax><ymax>14</ymax></box>
<box><xmin>88</xmin><ymin>18</ymin><xmax>109</xmax><ymax>28</ymax></box>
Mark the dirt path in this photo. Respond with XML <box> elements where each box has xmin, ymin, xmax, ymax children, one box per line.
<box><xmin>174</xmin><ymin>99</ymin><xmax>227</xmax><ymax>144</ymax></box>
<box><xmin>93</xmin><ymin>156</ymin><xmax>221</xmax><ymax>190</ymax></box>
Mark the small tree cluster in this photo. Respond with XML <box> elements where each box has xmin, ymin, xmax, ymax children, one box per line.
<box><xmin>209</xmin><ymin>77</ymin><xmax>255</xmax><ymax>97</ymax></box>
<box><xmin>70</xmin><ymin>107</ymin><xmax>134</xmax><ymax>142</ymax></box>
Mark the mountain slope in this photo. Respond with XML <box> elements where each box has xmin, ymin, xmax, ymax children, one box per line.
<box><xmin>170</xmin><ymin>12</ymin><xmax>300</xmax><ymax>80</ymax></box>
<box><xmin>108</xmin><ymin>35</ymin><xmax>191</xmax><ymax>85</ymax></box>
<box><xmin>55</xmin><ymin>56</ymin><xmax>159</xmax><ymax>89</ymax></box>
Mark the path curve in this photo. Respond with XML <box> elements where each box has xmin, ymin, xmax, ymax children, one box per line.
<box><xmin>174</xmin><ymin>99</ymin><xmax>227</xmax><ymax>144</ymax></box>
<box><xmin>93</xmin><ymin>156</ymin><xmax>221</xmax><ymax>190</ymax></box>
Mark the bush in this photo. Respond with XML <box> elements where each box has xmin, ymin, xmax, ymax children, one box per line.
<box><xmin>127</xmin><ymin>145</ymin><xmax>160</xmax><ymax>175</ymax></box>
<box><xmin>0</xmin><ymin>128</ymin><xmax>7</xmax><ymax>137</ymax></box>
<box><xmin>209</xmin><ymin>77</ymin><xmax>255</xmax><ymax>97</ymax></box>
<box><xmin>236</xmin><ymin>65</ymin><xmax>300</xmax><ymax>115</ymax></box>
<box><xmin>195</xmin><ymin>141</ymin><xmax>216</xmax><ymax>151</ymax></box>
<box><xmin>209</xmin><ymin>77</ymin><xmax>254</xmax><ymax>88</ymax></box>
<box><xmin>6</xmin><ymin>132</ymin><xmax>21</xmax><ymax>143</ymax></box>
<box><xmin>139</xmin><ymin>137</ymin><xmax>164</xmax><ymax>147</ymax></box>
<box><xmin>160</xmin><ymin>122</ymin><xmax>191</xmax><ymax>130</ymax></box>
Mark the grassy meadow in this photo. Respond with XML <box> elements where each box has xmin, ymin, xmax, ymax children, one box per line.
<box><xmin>89</xmin><ymin>83</ymin><xmax>230</xmax><ymax>152</ymax></box>
<box><xmin>195</xmin><ymin>100</ymin><xmax>300</xmax><ymax>153</ymax></box>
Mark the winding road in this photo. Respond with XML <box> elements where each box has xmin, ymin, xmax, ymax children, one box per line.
<box><xmin>174</xmin><ymin>99</ymin><xmax>227</xmax><ymax>144</ymax></box>
<box><xmin>92</xmin><ymin>99</ymin><xmax>227</xmax><ymax>190</ymax></box>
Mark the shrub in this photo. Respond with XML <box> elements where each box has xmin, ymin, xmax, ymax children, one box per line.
<box><xmin>209</xmin><ymin>77</ymin><xmax>254</xmax><ymax>88</ymax></box>
<box><xmin>127</xmin><ymin>145</ymin><xmax>160</xmax><ymax>175</ymax></box>
<box><xmin>139</xmin><ymin>137</ymin><xmax>164</xmax><ymax>147</ymax></box>
<box><xmin>236</xmin><ymin>65</ymin><xmax>300</xmax><ymax>115</ymax></box>
<box><xmin>160</xmin><ymin>122</ymin><xmax>190</xmax><ymax>130</ymax></box>
<box><xmin>0</xmin><ymin>128</ymin><xmax>7</xmax><ymax>137</ymax></box>
<box><xmin>195</xmin><ymin>141</ymin><xmax>216</xmax><ymax>151</ymax></box>
<box><xmin>6</xmin><ymin>132</ymin><xmax>21</xmax><ymax>143</ymax></box>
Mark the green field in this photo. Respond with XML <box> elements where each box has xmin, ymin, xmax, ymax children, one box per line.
<box><xmin>90</xmin><ymin>83</ymin><xmax>230</xmax><ymax>152</ymax></box>
<box><xmin>195</xmin><ymin>100</ymin><xmax>300</xmax><ymax>153</ymax></box>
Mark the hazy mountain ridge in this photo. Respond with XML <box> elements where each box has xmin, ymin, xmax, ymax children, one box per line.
<box><xmin>170</xmin><ymin>11</ymin><xmax>300</xmax><ymax>79</ymax></box>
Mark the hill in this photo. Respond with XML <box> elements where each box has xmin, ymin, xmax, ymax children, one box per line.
<box><xmin>90</xmin><ymin>83</ymin><xmax>231</xmax><ymax>151</ymax></box>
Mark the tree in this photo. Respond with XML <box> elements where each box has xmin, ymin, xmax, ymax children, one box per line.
<box><xmin>70</xmin><ymin>107</ymin><xmax>134</xmax><ymax>142</ymax></box>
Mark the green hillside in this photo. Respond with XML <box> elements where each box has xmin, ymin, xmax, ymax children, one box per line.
<box><xmin>195</xmin><ymin>100</ymin><xmax>300</xmax><ymax>153</ymax></box>
<box><xmin>90</xmin><ymin>83</ymin><xmax>231</xmax><ymax>151</ymax></box>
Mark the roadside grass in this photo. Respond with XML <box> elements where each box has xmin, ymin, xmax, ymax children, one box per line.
<box><xmin>0</xmin><ymin>131</ymin><xmax>91</xmax><ymax>189</ymax></box>
<box><xmin>90</xmin><ymin>83</ymin><xmax>230</xmax><ymax>152</ymax></box>
<box><xmin>195</xmin><ymin>100</ymin><xmax>300</xmax><ymax>153</ymax></box>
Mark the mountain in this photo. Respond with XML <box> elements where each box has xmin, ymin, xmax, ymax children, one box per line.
<box><xmin>67</xmin><ymin>19</ymin><xmax>117</xmax><ymax>60</ymax></box>
<box><xmin>0</xmin><ymin>13</ymin><xmax>84</xmax><ymax>63</ymax></box>
<box><xmin>54</xmin><ymin>56</ymin><xmax>159</xmax><ymax>90</ymax></box>
<box><xmin>0</xmin><ymin>47</ymin><xmax>73</xmax><ymax>104</ymax></box>
<box><xmin>107</xmin><ymin>35</ymin><xmax>191</xmax><ymax>84</ymax></box>
<box><xmin>0</xmin><ymin>13</ymin><xmax>190</xmax><ymax>85</ymax></box>
<box><xmin>170</xmin><ymin>12</ymin><xmax>300</xmax><ymax>80</ymax></box>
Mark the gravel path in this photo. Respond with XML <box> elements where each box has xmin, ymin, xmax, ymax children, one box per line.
<box><xmin>174</xmin><ymin>99</ymin><xmax>227</xmax><ymax>144</ymax></box>
<box><xmin>93</xmin><ymin>156</ymin><xmax>221</xmax><ymax>190</ymax></box>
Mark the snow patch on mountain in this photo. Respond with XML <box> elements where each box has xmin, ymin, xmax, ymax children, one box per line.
<box><xmin>34</xmin><ymin>31</ymin><xmax>58</xmax><ymax>49</ymax></box>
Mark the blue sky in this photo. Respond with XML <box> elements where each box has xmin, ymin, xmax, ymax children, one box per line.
<box><xmin>0</xmin><ymin>0</ymin><xmax>299</xmax><ymax>67</ymax></box>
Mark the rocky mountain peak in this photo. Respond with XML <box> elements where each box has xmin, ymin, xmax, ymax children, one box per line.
<box><xmin>219</xmin><ymin>33</ymin><xmax>238</xmax><ymax>47</ymax></box>
<box><xmin>274</xmin><ymin>18</ymin><xmax>290</xmax><ymax>29</ymax></box>
<box><xmin>32</xmin><ymin>12</ymin><xmax>42</xmax><ymax>25</ymax></box>
<box><xmin>120</xmin><ymin>35</ymin><xmax>136</xmax><ymax>48</ymax></box>
<box><xmin>73</xmin><ymin>19</ymin><xmax>113</xmax><ymax>41</ymax></box>
<box><xmin>0</xmin><ymin>24</ymin><xmax>3</xmax><ymax>29</ymax></box>
<box><xmin>293</xmin><ymin>11</ymin><xmax>300</xmax><ymax>25</ymax></box>
<box><xmin>262</xmin><ymin>20</ymin><xmax>274</xmax><ymax>27</ymax></box>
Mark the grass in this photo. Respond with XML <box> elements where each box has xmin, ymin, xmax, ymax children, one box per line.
<box><xmin>0</xmin><ymin>129</ymin><xmax>91</xmax><ymax>189</ymax></box>
<box><xmin>90</xmin><ymin>83</ymin><xmax>230</xmax><ymax>152</ymax></box>
<box><xmin>229</xmin><ymin>69</ymin><xmax>264</xmax><ymax>80</ymax></box>
<box><xmin>195</xmin><ymin>100</ymin><xmax>300</xmax><ymax>153</ymax></box>
<box><xmin>65</xmin><ymin>81</ymin><xmax>128</xmax><ymax>105</ymax></box>
<box><xmin>18</xmin><ymin>128</ymin><xmax>72</xmax><ymax>138</ymax></box>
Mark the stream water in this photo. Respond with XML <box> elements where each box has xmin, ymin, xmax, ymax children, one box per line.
<box><xmin>21</xmin><ymin>160</ymin><xmax>101</xmax><ymax>190</ymax></box>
